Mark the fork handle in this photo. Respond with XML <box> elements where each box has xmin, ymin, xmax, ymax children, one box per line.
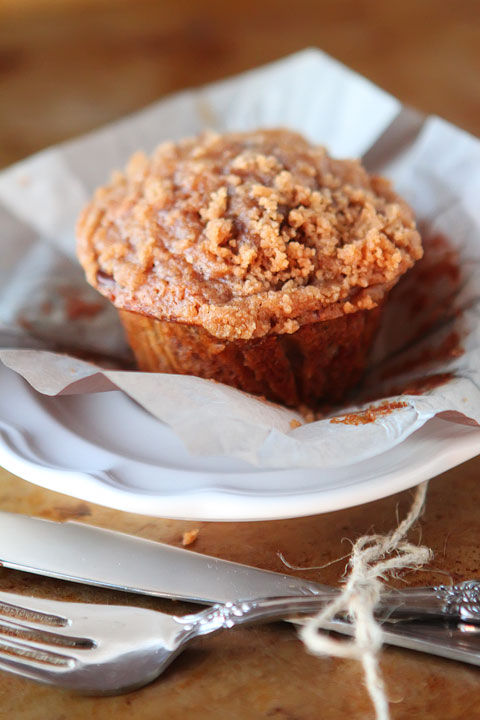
<box><xmin>176</xmin><ymin>581</ymin><xmax>480</xmax><ymax>636</ymax></box>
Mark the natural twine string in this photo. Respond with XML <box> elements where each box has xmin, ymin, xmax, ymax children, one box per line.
<box><xmin>299</xmin><ymin>481</ymin><xmax>431</xmax><ymax>720</ymax></box>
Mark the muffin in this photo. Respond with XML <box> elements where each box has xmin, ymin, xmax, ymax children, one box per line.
<box><xmin>76</xmin><ymin>129</ymin><xmax>422</xmax><ymax>407</ymax></box>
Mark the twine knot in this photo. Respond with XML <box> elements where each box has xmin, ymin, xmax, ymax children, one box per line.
<box><xmin>300</xmin><ymin>481</ymin><xmax>431</xmax><ymax>720</ymax></box>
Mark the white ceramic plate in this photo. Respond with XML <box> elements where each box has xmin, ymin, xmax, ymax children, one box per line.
<box><xmin>0</xmin><ymin>363</ymin><xmax>479</xmax><ymax>521</ymax></box>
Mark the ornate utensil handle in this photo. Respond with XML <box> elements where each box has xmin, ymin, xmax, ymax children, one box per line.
<box><xmin>175</xmin><ymin>595</ymin><xmax>337</xmax><ymax>638</ymax></box>
<box><xmin>174</xmin><ymin>581</ymin><xmax>480</xmax><ymax>640</ymax></box>
<box><xmin>378</xmin><ymin>581</ymin><xmax>480</xmax><ymax>623</ymax></box>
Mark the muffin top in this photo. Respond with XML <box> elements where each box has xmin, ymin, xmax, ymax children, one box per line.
<box><xmin>77</xmin><ymin>129</ymin><xmax>422</xmax><ymax>340</ymax></box>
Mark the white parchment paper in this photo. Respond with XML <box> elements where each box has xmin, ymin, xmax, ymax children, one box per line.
<box><xmin>1</xmin><ymin>49</ymin><xmax>479</xmax><ymax>468</ymax></box>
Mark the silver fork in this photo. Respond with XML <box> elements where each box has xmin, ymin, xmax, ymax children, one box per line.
<box><xmin>0</xmin><ymin>589</ymin><xmax>480</xmax><ymax>695</ymax></box>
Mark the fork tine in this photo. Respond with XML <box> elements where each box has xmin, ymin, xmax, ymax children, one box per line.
<box><xmin>0</xmin><ymin>630</ymin><xmax>78</xmax><ymax>662</ymax></box>
<box><xmin>0</xmin><ymin>590</ymin><xmax>67</xmax><ymax>626</ymax></box>
<box><xmin>0</xmin><ymin>616</ymin><xmax>94</xmax><ymax>648</ymax></box>
<box><xmin>0</xmin><ymin>635</ymin><xmax>74</xmax><ymax>672</ymax></box>
<box><xmin>0</xmin><ymin>641</ymin><xmax>73</xmax><ymax>688</ymax></box>
<box><xmin>0</xmin><ymin>656</ymin><xmax>65</xmax><ymax>687</ymax></box>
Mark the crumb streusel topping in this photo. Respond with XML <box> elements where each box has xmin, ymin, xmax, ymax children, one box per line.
<box><xmin>77</xmin><ymin>129</ymin><xmax>422</xmax><ymax>340</ymax></box>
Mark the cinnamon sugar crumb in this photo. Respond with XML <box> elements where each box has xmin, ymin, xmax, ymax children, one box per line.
<box><xmin>77</xmin><ymin>129</ymin><xmax>422</xmax><ymax>341</ymax></box>
<box><xmin>181</xmin><ymin>529</ymin><xmax>200</xmax><ymax>546</ymax></box>
<box><xmin>330</xmin><ymin>401</ymin><xmax>408</xmax><ymax>425</ymax></box>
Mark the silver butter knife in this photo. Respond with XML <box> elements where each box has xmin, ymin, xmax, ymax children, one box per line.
<box><xmin>1</xmin><ymin>511</ymin><xmax>480</xmax><ymax>625</ymax></box>
<box><xmin>0</xmin><ymin>511</ymin><xmax>321</xmax><ymax>602</ymax></box>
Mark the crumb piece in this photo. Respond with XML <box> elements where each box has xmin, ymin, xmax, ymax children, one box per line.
<box><xmin>356</xmin><ymin>295</ymin><xmax>377</xmax><ymax>310</ymax></box>
<box><xmin>343</xmin><ymin>301</ymin><xmax>356</xmax><ymax>314</ymax></box>
<box><xmin>182</xmin><ymin>529</ymin><xmax>200</xmax><ymax>546</ymax></box>
<box><xmin>330</xmin><ymin>401</ymin><xmax>408</xmax><ymax>425</ymax></box>
<box><xmin>298</xmin><ymin>404</ymin><xmax>316</xmax><ymax>423</ymax></box>
<box><xmin>289</xmin><ymin>418</ymin><xmax>302</xmax><ymax>430</ymax></box>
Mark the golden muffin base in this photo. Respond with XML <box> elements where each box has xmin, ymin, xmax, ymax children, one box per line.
<box><xmin>119</xmin><ymin>307</ymin><xmax>383</xmax><ymax>408</ymax></box>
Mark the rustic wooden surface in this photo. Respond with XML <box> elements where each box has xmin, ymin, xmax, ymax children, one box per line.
<box><xmin>1</xmin><ymin>468</ymin><xmax>480</xmax><ymax>719</ymax></box>
<box><xmin>1</xmin><ymin>1</ymin><xmax>480</xmax><ymax>718</ymax></box>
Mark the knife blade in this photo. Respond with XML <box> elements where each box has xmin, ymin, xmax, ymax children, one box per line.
<box><xmin>0</xmin><ymin>511</ymin><xmax>324</xmax><ymax>603</ymax></box>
